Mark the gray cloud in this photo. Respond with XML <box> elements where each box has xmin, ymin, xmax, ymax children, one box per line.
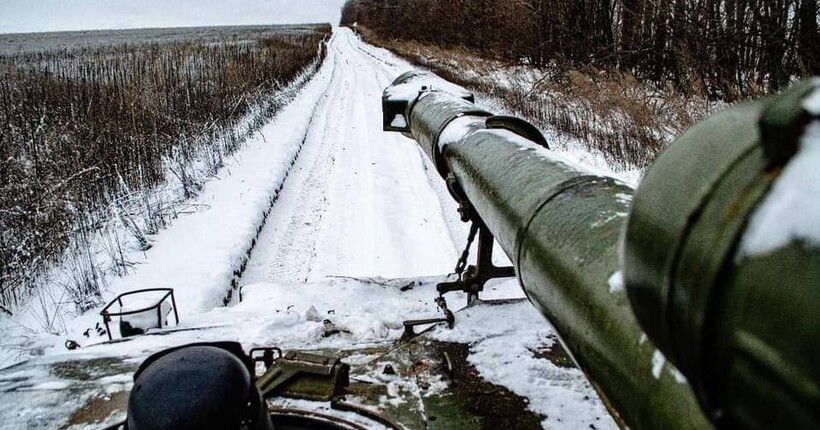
<box><xmin>0</xmin><ymin>0</ymin><xmax>347</xmax><ymax>34</ymax></box>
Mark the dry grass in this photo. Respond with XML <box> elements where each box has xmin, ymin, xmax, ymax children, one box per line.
<box><xmin>0</xmin><ymin>25</ymin><xmax>331</xmax><ymax>311</ymax></box>
<box><xmin>358</xmin><ymin>27</ymin><xmax>719</xmax><ymax>171</ymax></box>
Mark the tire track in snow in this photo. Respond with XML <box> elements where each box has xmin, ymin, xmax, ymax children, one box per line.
<box><xmin>221</xmin><ymin>34</ymin><xmax>343</xmax><ymax>301</ymax></box>
<box><xmin>343</xmin><ymin>31</ymin><xmax>471</xmax><ymax>254</ymax></box>
<box><xmin>241</xmin><ymin>28</ymin><xmax>462</xmax><ymax>286</ymax></box>
<box><xmin>243</xmin><ymin>40</ymin><xmax>352</xmax><ymax>284</ymax></box>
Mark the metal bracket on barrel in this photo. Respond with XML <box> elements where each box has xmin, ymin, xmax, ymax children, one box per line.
<box><xmin>438</xmin><ymin>175</ymin><xmax>515</xmax><ymax>304</ymax></box>
<box><xmin>436</xmin><ymin>224</ymin><xmax>515</xmax><ymax>303</ymax></box>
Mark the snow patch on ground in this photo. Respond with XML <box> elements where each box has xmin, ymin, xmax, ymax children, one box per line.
<box><xmin>48</xmin><ymin>277</ymin><xmax>465</xmax><ymax>364</ymax></box>
<box><xmin>430</xmin><ymin>286</ymin><xmax>617</xmax><ymax>429</ymax></box>
<box><xmin>739</xmin><ymin>114</ymin><xmax>820</xmax><ymax>257</ymax></box>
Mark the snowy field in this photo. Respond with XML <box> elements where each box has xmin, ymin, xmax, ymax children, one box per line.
<box><xmin>0</xmin><ymin>24</ymin><xmax>325</xmax><ymax>55</ymax></box>
<box><xmin>0</xmin><ymin>0</ymin><xmax>347</xmax><ymax>34</ymax></box>
<box><xmin>0</xmin><ymin>28</ymin><xmax>619</xmax><ymax>429</ymax></box>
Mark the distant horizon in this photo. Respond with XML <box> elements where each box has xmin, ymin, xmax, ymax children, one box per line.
<box><xmin>0</xmin><ymin>0</ymin><xmax>346</xmax><ymax>35</ymax></box>
<box><xmin>0</xmin><ymin>22</ymin><xmax>332</xmax><ymax>37</ymax></box>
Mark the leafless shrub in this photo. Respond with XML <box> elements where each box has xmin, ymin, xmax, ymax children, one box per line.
<box><xmin>57</xmin><ymin>226</ymin><xmax>106</xmax><ymax>313</ymax></box>
<box><xmin>99</xmin><ymin>224</ymin><xmax>131</xmax><ymax>278</ymax></box>
<box><xmin>31</xmin><ymin>285</ymin><xmax>68</xmax><ymax>335</ymax></box>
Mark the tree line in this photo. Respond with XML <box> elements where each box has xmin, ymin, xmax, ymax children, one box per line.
<box><xmin>341</xmin><ymin>0</ymin><xmax>819</xmax><ymax>99</ymax></box>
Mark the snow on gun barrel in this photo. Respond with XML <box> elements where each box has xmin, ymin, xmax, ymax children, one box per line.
<box><xmin>383</xmin><ymin>71</ymin><xmax>820</xmax><ymax>430</ymax></box>
<box><xmin>381</xmin><ymin>70</ymin><xmax>475</xmax><ymax>133</ymax></box>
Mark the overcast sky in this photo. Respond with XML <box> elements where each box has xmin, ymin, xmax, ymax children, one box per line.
<box><xmin>0</xmin><ymin>0</ymin><xmax>347</xmax><ymax>34</ymax></box>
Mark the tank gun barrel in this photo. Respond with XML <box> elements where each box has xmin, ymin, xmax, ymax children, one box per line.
<box><xmin>383</xmin><ymin>71</ymin><xmax>820</xmax><ymax>430</ymax></box>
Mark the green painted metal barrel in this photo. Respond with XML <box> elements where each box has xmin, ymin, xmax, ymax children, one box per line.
<box><xmin>383</xmin><ymin>71</ymin><xmax>820</xmax><ymax>429</ymax></box>
<box><xmin>624</xmin><ymin>80</ymin><xmax>820</xmax><ymax>429</ymax></box>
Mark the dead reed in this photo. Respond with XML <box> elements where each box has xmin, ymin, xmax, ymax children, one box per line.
<box><xmin>0</xmin><ymin>25</ymin><xmax>331</xmax><ymax>311</ymax></box>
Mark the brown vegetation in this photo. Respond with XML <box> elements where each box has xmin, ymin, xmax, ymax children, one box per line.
<box><xmin>342</xmin><ymin>0</ymin><xmax>819</xmax><ymax>100</ymax></box>
<box><xmin>0</xmin><ymin>25</ymin><xmax>331</xmax><ymax>311</ymax></box>
<box><xmin>344</xmin><ymin>1</ymin><xmax>817</xmax><ymax>170</ymax></box>
<box><xmin>356</xmin><ymin>27</ymin><xmax>714</xmax><ymax>171</ymax></box>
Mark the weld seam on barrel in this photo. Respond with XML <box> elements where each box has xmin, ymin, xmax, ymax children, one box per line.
<box><xmin>514</xmin><ymin>175</ymin><xmax>610</xmax><ymax>293</ymax></box>
<box><xmin>431</xmin><ymin>111</ymin><xmax>492</xmax><ymax>176</ymax></box>
<box><xmin>663</xmin><ymin>143</ymin><xmax>761</xmax><ymax>372</ymax></box>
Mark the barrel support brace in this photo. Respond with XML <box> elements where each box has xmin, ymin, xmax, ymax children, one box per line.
<box><xmin>437</xmin><ymin>173</ymin><xmax>515</xmax><ymax>304</ymax></box>
<box><xmin>400</xmin><ymin>176</ymin><xmax>515</xmax><ymax>340</ymax></box>
<box><xmin>436</xmin><ymin>222</ymin><xmax>515</xmax><ymax>303</ymax></box>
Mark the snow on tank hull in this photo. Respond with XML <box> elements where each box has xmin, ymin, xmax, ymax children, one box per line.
<box><xmin>0</xmin><ymin>277</ymin><xmax>595</xmax><ymax>430</ymax></box>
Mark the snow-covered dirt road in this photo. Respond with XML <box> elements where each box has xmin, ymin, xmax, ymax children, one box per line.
<box><xmin>241</xmin><ymin>29</ymin><xmax>463</xmax><ymax>286</ymax></box>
